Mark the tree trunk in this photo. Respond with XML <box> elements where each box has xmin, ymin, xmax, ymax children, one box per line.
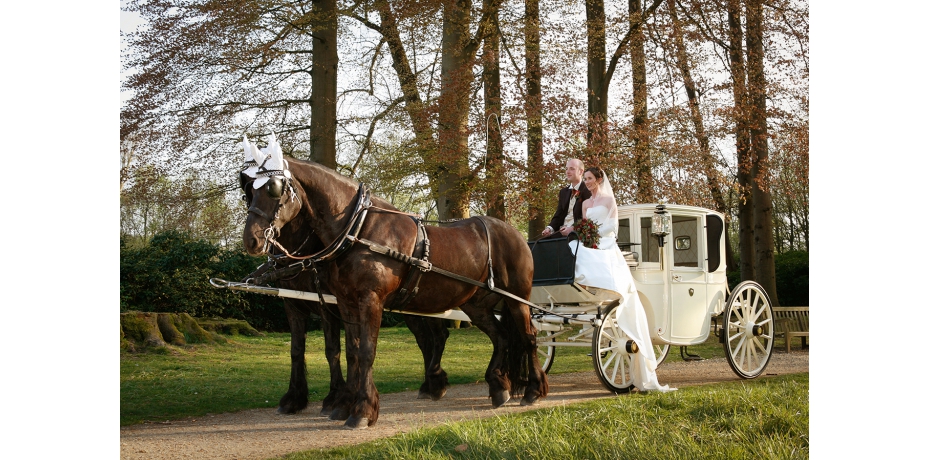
<box><xmin>525</xmin><ymin>0</ymin><xmax>546</xmax><ymax>237</ymax></box>
<box><xmin>375</xmin><ymin>1</ymin><xmax>435</xmax><ymax>159</ymax></box>
<box><xmin>586</xmin><ymin>0</ymin><xmax>608</xmax><ymax>154</ymax></box>
<box><xmin>630</xmin><ymin>0</ymin><xmax>653</xmax><ymax>203</ymax></box>
<box><xmin>727</xmin><ymin>0</ymin><xmax>754</xmax><ymax>282</ymax></box>
<box><xmin>310</xmin><ymin>0</ymin><xmax>338</xmax><ymax>169</ymax></box>
<box><xmin>437</xmin><ymin>0</ymin><xmax>474</xmax><ymax>220</ymax></box>
<box><xmin>483</xmin><ymin>0</ymin><xmax>505</xmax><ymax>220</ymax></box>
<box><xmin>746</xmin><ymin>0</ymin><xmax>778</xmax><ymax>305</ymax></box>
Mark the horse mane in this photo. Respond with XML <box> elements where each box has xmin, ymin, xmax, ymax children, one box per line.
<box><xmin>284</xmin><ymin>156</ymin><xmax>399</xmax><ymax>211</ymax></box>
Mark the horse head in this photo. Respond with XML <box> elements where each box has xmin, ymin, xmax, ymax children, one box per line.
<box><xmin>240</xmin><ymin>133</ymin><xmax>304</xmax><ymax>255</ymax></box>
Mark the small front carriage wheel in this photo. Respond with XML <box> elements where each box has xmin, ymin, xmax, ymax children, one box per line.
<box><xmin>654</xmin><ymin>343</ymin><xmax>671</xmax><ymax>367</ymax></box>
<box><xmin>722</xmin><ymin>281</ymin><xmax>775</xmax><ymax>378</ymax></box>
<box><xmin>592</xmin><ymin>300</ymin><xmax>635</xmax><ymax>394</ymax></box>
<box><xmin>535</xmin><ymin>329</ymin><xmax>557</xmax><ymax>374</ymax></box>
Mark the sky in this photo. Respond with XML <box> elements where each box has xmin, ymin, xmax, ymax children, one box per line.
<box><xmin>0</xmin><ymin>1</ymin><xmax>918</xmax><ymax>457</ymax></box>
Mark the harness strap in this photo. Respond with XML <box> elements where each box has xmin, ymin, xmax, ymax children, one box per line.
<box><xmin>385</xmin><ymin>218</ymin><xmax>430</xmax><ymax>311</ymax></box>
<box><xmin>270</xmin><ymin>184</ymin><xmax>371</xmax><ymax>261</ymax></box>
<box><xmin>346</xmin><ymin>234</ymin><xmax>584</xmax><ymax>323</ymax></box>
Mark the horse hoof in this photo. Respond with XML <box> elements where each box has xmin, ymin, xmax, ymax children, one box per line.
<box><xmin>491</xmin><ymin>390</ymin><xmax>511</xmax><ymax>408</ymax></box>
<box><xmin>520</xmin><ymin>394</ymin><xmax>541</xmax><ymax>406</ymax></box>
<box><xmin>329</xmin><ymin>407</ymin><xmax>349</xmax><ymax>421</ymax></box>
<box><xmin>319</xmin><ymin>408</ymin><xmax>332</xmax><ymax>417</ymax></box>
<box><xmin>417</xmin><ymin>390</ymin><xmax>430</xmax><ymax>400</ymax></box>
<box><xmin>276</xmin><ymin>406</ymin><xmax>302</xmax><ymax>415</ymax></box>
<box><xmin>431</xmin><ymin>387</ymin><xmax>448</xmax><ymax>401</ymax></box>
<box><xmin>344</xmin><ymin>417</ymin><xmax>370</xmax><ymax>429</ymax></box>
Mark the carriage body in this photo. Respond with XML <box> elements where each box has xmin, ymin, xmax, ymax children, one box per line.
<box><xmin>614</xmin><ymin>203</ymin><xmax>728</xmax><ymax>348</ymax></box>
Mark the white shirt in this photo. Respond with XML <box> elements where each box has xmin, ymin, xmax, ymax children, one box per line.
<box><xmin>562</xmin><ymin>182</ymin><xmax>581</xmax><ymax>228</ymax></box>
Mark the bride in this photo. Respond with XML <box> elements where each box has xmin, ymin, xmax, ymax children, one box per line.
<box><xmin>570</xmin><ymin>167</ymin><xmax>673</xmax><ymax>393</ymax></box>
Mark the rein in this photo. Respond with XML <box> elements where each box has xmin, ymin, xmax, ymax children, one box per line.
<box><xmin>265</xmin><ymin>184</ymin><xmax>372</xmax><ymax>262</ymax></box>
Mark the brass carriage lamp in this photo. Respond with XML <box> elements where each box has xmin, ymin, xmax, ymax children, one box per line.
<box><xmin>652</xmin><ymin>204</ymin><xmax>671</xmax><ymax>247</ymax></box>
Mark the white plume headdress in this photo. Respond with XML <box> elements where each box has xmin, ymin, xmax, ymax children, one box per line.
<box><xmin>246</xmin><ymin>132</ymin><xmax>291</xmax><ymax>188</ymax></box>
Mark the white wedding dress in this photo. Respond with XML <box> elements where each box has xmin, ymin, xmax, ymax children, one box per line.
<box><xmin>571</xmin><ymin>205</ymin><xmax>674</xmax><ymax>393</ymax></box>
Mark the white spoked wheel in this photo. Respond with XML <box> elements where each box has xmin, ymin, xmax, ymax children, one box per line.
<box><xmin>654</xmin><ymin>343</ymin><xmax>670</xmax><ymax>367</ymax></box>
<box><xmin>536</xmin><ymin>329</ymin><xmax>556</xmax><ymax>374</ymax></box>
<box><xmin>723</xmin><ymin>281</ymin><xmax>775</xmax><ymax>379</ymax></box>
<box><xmin>592</xmin><ymin>300</ymin><xmax>636</xmax><ymax>394</ymax></box>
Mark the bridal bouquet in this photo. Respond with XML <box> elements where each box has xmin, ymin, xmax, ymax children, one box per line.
<box><xmin>574</xmin><ymin>218</ymin><xmax>600</xmax><ymax>249</ymax></box>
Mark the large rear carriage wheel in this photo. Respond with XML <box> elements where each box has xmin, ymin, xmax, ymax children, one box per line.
<box><xmin>592</xmin><ymin>300</ymin><xmax>635</xmax><ymax>394</ymax></box>
<box><xmin>723</xmin><ymin>281</ymin><xmax>774</xmax><ymax>378</ymax></box>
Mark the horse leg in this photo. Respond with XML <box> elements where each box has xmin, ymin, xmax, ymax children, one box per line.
<box><xmin>501</xmin><ymin>298</ymin><xmax>549</xmax><ymax>406</ymax></box>
<box><xmin>405</xmin><ymin>315</ymin><xmax>450</xmax><ymax>401</ymax></box>
<box><xmin>277</xmin><ymin>300</ymin><xmax>309</xmax><ymax>414</ymax></box>
<box><xmin>319</xmin><ymin>304</ymin><xmax>351</xmax><ymax>418</ymax></box>
<box><xmin>340</xmin><ymin>298</ymin><xmax>382</xmax><ymax>429</ymax></box>
<box><xmin>460</xmin><ymin>298</ymin><xmax>512</xmax><ymax>408</ymax></box>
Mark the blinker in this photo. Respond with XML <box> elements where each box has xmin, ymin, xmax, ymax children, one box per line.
<box><xmin>266</xmin><ymin>176</ymin><xmax>285</xmax><ymax>199</ymax></box>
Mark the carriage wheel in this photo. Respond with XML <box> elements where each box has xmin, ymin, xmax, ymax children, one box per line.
<box><xmin>654</xmin><ymin>344</ymin><xmax>670</xmax><ymax>367</ymax></box>
<box><xmin>591</xmin><ymin>300</ymin><xmax>635</xmax><ymax>394</ymax></box>
<box><xmin>723</xmin><ymin>281</ymin><xmax>775</xmax><ymax>379</ymax></box>
<box><xmin>536</xmin><ymin>329</ymin><xmax>556</xmax><ymax>374</ymax></box>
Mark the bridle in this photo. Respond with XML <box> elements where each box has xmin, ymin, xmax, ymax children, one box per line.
<box><xmin>240</xmin><ymin>163</ymin><xmax>301</xmax><ymax>254</ymax></box>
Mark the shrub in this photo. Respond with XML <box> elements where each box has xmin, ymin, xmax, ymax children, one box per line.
<box><xmin>120</xmin><ymin>231</ymin><xmax>289</xmax><ymax>331</ymax></box>
<box><xmin>726</xmin><ymin>250</ymin><xmax>809</xmax><ymax>306</ymax></box>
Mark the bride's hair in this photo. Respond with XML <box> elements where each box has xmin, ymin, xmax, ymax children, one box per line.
<box><xmin>583</xmin><ymin>166</ymin><xmax>618</xmax><ymax>222</ymax></box>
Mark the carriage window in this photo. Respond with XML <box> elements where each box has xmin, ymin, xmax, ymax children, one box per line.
<box><xmin>706</xmin><ymin>214</ymin><xmax>723</xmax><ymax>272</ymax></box>
<box><xmin>639</xmin><ymin>217</ymin><xmax>660</xmax><ymax>263</ymax></box>
<box><xmin>672</xmin><ymin>216</ymin><xmax>700</xmax><ymax>268</ymax></box>
<box><xmin>617</xmin><ymin>218</ymin><xmax>631</xmax><ymax>248</ymax></box>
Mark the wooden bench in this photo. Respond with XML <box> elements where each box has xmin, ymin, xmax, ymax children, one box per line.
<box><xmin>772</xmin><ymin>306</ymin><xmax>809</xmax><ymax>352</ymax></box>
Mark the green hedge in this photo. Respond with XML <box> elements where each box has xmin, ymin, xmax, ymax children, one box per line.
<box><xmin>120</xmin><ymin>231</ymin><xmax>290</xmax><ymax>331</ymax></box>
<box><xmin>727</xmin><ymin>250</ymin><xmax>809</xmax><ymax>306</ymax></box>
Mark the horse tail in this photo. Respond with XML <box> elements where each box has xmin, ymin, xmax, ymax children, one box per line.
<box><xmin>498</xmin><ymin>300</ymin><xmax>531</xmax><ymax>397</ymax></box>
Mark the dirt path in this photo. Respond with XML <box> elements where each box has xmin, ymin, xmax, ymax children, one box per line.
<box><xmin>120</xmin><ymin>350</ymin><xmax>808</xmax><ymax>460</ymax></box>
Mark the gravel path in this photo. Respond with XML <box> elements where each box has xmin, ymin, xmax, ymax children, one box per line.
<box><xmin>120</xmin><ymin>349</ymin><xmax>808</xmax><ymax>459</ymax></box>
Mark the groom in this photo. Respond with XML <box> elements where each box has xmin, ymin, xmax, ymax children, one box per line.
<box><xmin>541</xmin><ymin>158</ymin><xmax>591</xmax><ymax>238</ymax></box>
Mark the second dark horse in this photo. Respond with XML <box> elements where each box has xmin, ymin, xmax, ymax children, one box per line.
<box><xmin>241</xmin><ymin>155</ymin><xmax>548</xmax><ymax>428</ymax></box>
<box><xmin>239</xmin><ymin>182</ymin><xmax>451</xmax><ymax>417</ymax></box>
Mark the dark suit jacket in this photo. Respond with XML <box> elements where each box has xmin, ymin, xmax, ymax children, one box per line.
<box><xmin>546</xmin><ymin>183</ymin><xmax>592</xmax><ymax>234</ymax></box>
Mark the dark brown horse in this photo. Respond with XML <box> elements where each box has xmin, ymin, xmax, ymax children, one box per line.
<box><xmin>241</xmin><ymin>157</ymin><xmax>547</xmax><ymax>428</ymax></box>
<box><xmin>239</xmin><ymin>178</ymin><xmax>451</xmax><ymax>417</ymax></box>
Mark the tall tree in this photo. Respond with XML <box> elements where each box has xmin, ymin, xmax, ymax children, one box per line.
<box><xmin>746</xmin><ymin>0</ymin><xmax>778</xmax><ymax>304</ymax></box>
<box><xmin>666</xmin><ymin>0</ymin><xmax>733</xmax><ymax>267</ymax></box>
<box><xmin>483</xmin><ymin>0</ymin><xmax>505</xmax><ymax>220</ymax></box>
<box><xmin>725</xmin><ymin>0</ymin><xmax>755</xmax><ymax>282</ymax></box>
<box><xmin>629</xmin><ymin>0</ymin><xmax>654</xmax><ymax>202</ymax></box>
<box><xmin>525</xmin><ymin>0</ymin><xmax>546</xmax><ymax>237</ymax></box>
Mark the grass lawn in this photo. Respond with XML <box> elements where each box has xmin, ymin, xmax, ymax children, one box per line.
<box><xmin>120</xmin><ymin>324</ymin><xmax>791</xmax><ymax>426</ymax></box>
<box><xmin>285</xmin><ymin>374</ymin><xmax>809</xmax><ymax>459</ymax></box>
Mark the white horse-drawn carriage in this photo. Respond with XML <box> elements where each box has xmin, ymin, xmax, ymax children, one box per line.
<box><xmin>526</xmin><ymin>203</ymin><xmax>774</xmax><ymax>392</ymax></box>
<box><xmin>214</xmin><ymin>202</ymin><xmax>775</xmax><ymax>394</ymax></box>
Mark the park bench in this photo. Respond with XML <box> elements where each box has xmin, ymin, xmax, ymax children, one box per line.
<box><xmin>772</xmin><ymin>306</ymin><xmax>809</xmax><ymax>352</ymax></box>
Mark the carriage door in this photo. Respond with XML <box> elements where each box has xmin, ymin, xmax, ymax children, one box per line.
<box><xmin>668</xmin><ymin>213</ymin><xmax>709</xmax><ymax>342</ymax></box>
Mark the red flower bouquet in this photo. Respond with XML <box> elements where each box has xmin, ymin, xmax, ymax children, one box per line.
<box><xmin>574</xmin><ymin>218</ymin><xmax>600</xmax><ymax>249</ymax></box>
